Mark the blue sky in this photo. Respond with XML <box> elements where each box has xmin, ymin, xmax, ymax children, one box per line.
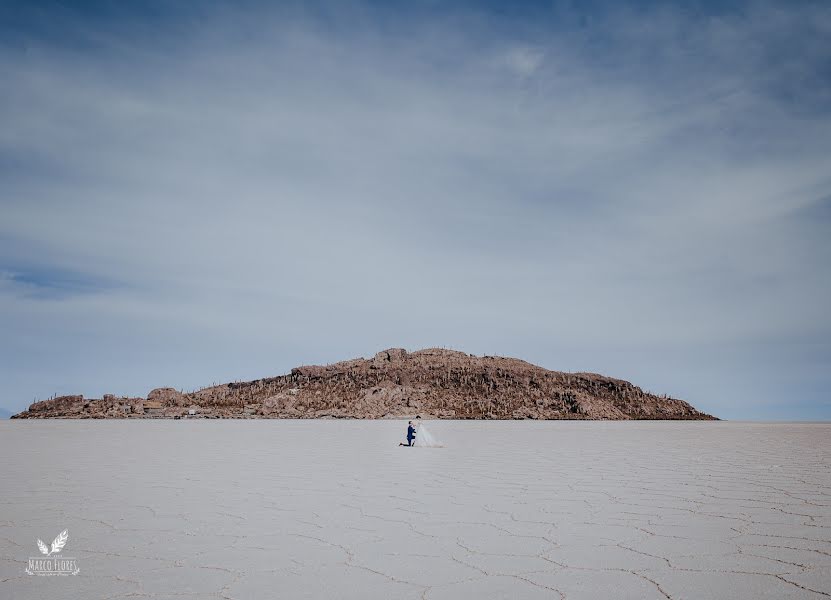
<box><xmin>1</xmin><ymin>1</ymin><xmax>829</xmax><ymax>419</ymax></box>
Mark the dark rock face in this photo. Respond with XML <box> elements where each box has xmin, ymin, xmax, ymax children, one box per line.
<box><xmin>11</xmin><ymin>348</ymin><xmax>716</xmax><ymax>420</ymax></box>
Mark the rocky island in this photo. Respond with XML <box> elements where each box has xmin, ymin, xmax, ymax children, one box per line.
<box><xmin>11</xmin><ymin>348</ymin><xmax>715</xmax><ymax>420</ymax></box>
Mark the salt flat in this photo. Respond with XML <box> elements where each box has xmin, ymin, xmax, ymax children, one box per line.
<box><xmin>1</xmin><ymin>421</ymin><xmax>829</xmax><ymax>599</ymax></box>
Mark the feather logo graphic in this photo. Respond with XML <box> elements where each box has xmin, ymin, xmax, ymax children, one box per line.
<box><xmin>26</xmin><ymin>529</ymin><xmax>78</xmax><ymax>575</ymax></box>
<box><xmin>36</xmin><ymin>530</ymin><xmax>68</xmax><ymax>556</ymax></box>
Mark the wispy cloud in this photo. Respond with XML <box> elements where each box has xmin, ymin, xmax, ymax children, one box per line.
<box><xmin>0</xmin><ymin>1</ymin><xmax>829</xmax><ymax>418</ymax></box>
<box><xmin>0</xmin><ymin>266</ymin><xmax>116</xmax><ymax>299</ymax></box>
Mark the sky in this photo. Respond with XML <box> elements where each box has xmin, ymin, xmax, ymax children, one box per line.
<box><xmin>1</xmin><ymin>0</ymin><xmax>829</xmax><ymax>420</ymax></box>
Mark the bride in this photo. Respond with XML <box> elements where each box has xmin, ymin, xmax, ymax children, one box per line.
<box><xmin>413</xmin><ymin>417</ymin><xmax>443</xmax><ymax>448</ymax></box>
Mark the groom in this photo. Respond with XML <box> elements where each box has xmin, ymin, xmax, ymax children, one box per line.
<box><xmin>399</xmin><ymin>421</ymin><xmax>416</xmax><ymax>447</ymax></box>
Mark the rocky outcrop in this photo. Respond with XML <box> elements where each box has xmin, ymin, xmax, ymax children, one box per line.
<box><xmin>147</xmin><ymin>387</ymin><xmax>187</xmax><ymax>407</ymax></box>
<box><xmin>18</xmin><ymin>394</ymin><xmax>147</xmax><ymax>418</ymax></box>
<box><xmin>11</xmin><ymin>348</ymin><xmax>716</xmax><ymax>420</ymax></box>
<box><xmin>24</xmin><ymin>395</ymin><xmax>85</xmax><ymax>417</ymax></box>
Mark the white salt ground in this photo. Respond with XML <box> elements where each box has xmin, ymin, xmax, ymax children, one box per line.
<box><xmin>0</xmin><ymin>420</ymin><xmax>829</xmax><ymax>599</ymax></box>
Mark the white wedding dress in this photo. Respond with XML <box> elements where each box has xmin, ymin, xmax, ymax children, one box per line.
<box><xmin>413</xmin><ymin>422</ymin><xmax>443</xmax><ymax>447</ymax></box>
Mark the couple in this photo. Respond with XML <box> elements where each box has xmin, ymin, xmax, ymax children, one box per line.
<box><xmin>399</xmin><ymin>417</ymin><xmax>441</xmax><ymax>448</ymax></box>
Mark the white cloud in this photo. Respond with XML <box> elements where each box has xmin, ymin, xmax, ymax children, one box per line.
<box><xmin>499</xmin><ymin>45</ymin><xmax>544</xmax><ymax>77</ymax></box>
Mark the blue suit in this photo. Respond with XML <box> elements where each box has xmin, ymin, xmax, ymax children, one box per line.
<box><xmin>406</xmin><ymin>425</ymin><xmax>416</xmax><ymax>446</ymax></box>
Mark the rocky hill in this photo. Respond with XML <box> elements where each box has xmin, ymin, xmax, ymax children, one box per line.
<box><xmin>11</xmin><ymin>348</ymin><xmax>715</xmax><ymax>420</ymax></box>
